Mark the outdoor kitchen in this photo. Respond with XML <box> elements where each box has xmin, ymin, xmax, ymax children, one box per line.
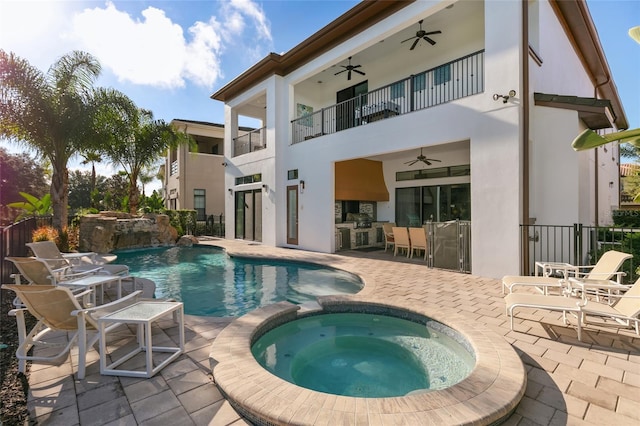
<box><xmin>335</xmin><ymin>201</ymin><xmax>386</xmax><ymax>250</ymax></box>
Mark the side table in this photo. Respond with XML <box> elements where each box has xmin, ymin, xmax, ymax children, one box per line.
<box><xmin>98</xmin><ymin>301</ymin><xmax>184</xmax><ymax>378</ymax></box>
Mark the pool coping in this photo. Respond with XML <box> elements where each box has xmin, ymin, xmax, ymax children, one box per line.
<box><xmin>210</xmin><ymin>294</ymin><xmax>527</xmax><ymax>425</ymax></box>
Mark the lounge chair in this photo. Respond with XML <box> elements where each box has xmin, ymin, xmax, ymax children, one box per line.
<box><xmin>382</xmin><ymin>222</ymin><xmax>395</xmax><ymax>252</ymax></box>
<box><xmin>408</xmin><ymin>227</ymin><xmax>428</xmax><ymax>260</ymax></box>
<box><xmin>2</xmin><ymin>284</ymin><xmax>143</xmax><ymax>379</ymax></box>
<box><xmin>392</xmin><ymin>227</ymin><xmax>410</xmax><ymax>257</ymax></box>
<box><xmin>26</xmin><ymin>240</ymin><xmax>129</xmax><ymax>276</ymax></box>
<box><xmin>505</xmin><ymin>278</ymin><xmax>640</xmax><ymax>341</ymax></box>
<box><xmin>6</xmin><ymin>256</ymin><xmax>102</xmax><ymax>286</ymax></box>
<box><xmin>501</xmin><ymin>250</ymin><xmax>633</xmax><ymax>295</ymax></box>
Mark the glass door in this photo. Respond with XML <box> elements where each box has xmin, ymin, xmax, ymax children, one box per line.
<box><xmin>235</xmin><ymin>189</ymin><xmax>262</xmax><ymax>242</ymax></box>
<box><xmin>287</xmin><ymin>185</ymin><xmax>298</xmax><ymax>245</ymax></box>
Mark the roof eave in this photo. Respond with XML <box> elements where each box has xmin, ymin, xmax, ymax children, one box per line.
<box><xmin>211</xmin><ymin>0</ymin><xmax>414</xmax><ymax>102</ymax></box>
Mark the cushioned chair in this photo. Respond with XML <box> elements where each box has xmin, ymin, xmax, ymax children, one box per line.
<box><xmin>2</xmin><ymin>284</ymin><xmax>143</xmax><ymax>379</ymax></box>
<box><xmin>26</xmin><ymin>241</ymin><xmax>129</xmax><ymax>276</ymax></box>
<box><xmin>501</xmin><ymin>250</ymin><xmax>633</xmax><ymax>295</ymax></box>
<box><xmin>408</xmin><ymin>227</ymin><xmax>428</xmax><ymax>261</ymax></box>
<box><xmin>382</xmin><ymin>222</ymin><xmax>395</xmax><ymax>252</ymax></box>
<box><xmin>5</xmin><ymin>256</ymin><xmax>101</xmax><ymax>286</ymax></box>
<box><xmin>392</xmin><ymin>227</ymin><xmax>411</xmax><ymax>257</ymax></box>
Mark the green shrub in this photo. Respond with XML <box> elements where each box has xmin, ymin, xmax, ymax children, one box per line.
<box><xmin>612</xmin><ymin>210</ymin><xmax>640</xmax><ymax>227</ymax></box>
<box><xmin>165</xmin><ymin>210</ymin><xmax>197</xmax><ymax>237</ymax></box>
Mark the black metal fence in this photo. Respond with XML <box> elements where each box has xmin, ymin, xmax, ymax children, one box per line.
<box><xmin>521</xmin><ymin>223</ymin><xmax>639</xmax><ymax>283</ymax></box>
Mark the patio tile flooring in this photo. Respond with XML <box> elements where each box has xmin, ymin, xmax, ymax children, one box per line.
<box><xmin>16</xmin><ymin>239</ymin><xmax>640</xmax><ymax>425</ymax></box>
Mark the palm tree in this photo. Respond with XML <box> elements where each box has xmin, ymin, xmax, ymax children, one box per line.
<box><xmin>0</xmin><ymin>50</ymin><xmax>102</xmax><ymax>229</ymax></box>
<box><xmin>80</xmin><ymin>151</ymin><xmax>102</xmax><ymax>208</ymax></box>
<box><xmin>100</xmin><ymin>108</ymin><xmax>193</xmax><ymax>213</ymax></box>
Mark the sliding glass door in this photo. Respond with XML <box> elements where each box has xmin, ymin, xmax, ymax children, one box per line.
<box><xmin>235</xmin><ymin>189</ymin><xmax>262</xmax><ymax>242</ymax></box>
<box><xmin>396</xmin><ymin>183</ymin><xmax>470</xmax><ymax>226</ymax></box>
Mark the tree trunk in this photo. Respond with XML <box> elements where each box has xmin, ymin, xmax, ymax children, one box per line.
<box><xmin>128</xmin><ymin>172</ymin><xmax>139</xmax><ymax>214</ymax></box>
<box><xmin>50</xmin><ymin>162</ymin><xmax>68</xmax><ymax>230</ymax></box>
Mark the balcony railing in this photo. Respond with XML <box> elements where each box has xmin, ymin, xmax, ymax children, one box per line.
<box><xmin>233</xmin><ymin>127</ymin><xmax>266</xmax><ymax>157</ymax></box>
<box><xmin>292</xmin><ymin>50</ymin><xmax>484</xmax><ymax>144</ymax></box>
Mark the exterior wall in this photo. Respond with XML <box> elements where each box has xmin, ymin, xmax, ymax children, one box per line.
<box><xmin>165</xmin><ymin>121</ymin><xmax>226</xmax><ymax>218</ymax></box>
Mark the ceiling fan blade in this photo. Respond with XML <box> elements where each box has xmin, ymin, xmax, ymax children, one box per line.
<box><xmin>352</xmin><ymin>64</ymin><xmax>361</xmax><ymax>69</ymax></box>
<box><xmin>353</xmin><ymin>69</ymin><xmax>365</xmax><ymax>76</ymax></box>
<box><xmin>423</xmin><ymin>159</ymin><xmax>432</xmax><ymax>166</ymax></box>
<box><xmin>401</xmin><ymin>36</ymin><xmax>416</xmax><ymax>43</ymax></box>
<box><xmin>334</xmin><ymin>69</ymin><xmax>346</xmax><ymax>75</ymax></box>
<box><xmin>410</xmin><ymin>38</ymin><xmax>420</xmax><ymax>50</ymax></box>
<box><xmin>425</xmin><ymin>30</ymin><xmax>442</xmax><ymax>35</ymax></box>
<box><xmin>405</xmin><ymin>159</ymin><xmax>418</xmax><ymax>166</ymax></box>
<box><xmin>427</xmin><ymin>159</ymin><xmax>441</xmax><ymax>163</ymax></box>
<box><xmin>347</xmin><ymin>70</ymin><xmax>351</xmax><ymax>80</ymax></box>
<box><xmin>423</xmin><ymin>36</ymin><xmax>436</xmax><ymax>46</ymax></box>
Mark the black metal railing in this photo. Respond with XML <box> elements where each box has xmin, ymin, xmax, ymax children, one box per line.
<box><xmin>520</xmin><ymin>223</ymin><xmax>639</xmax><ymax>283</ymax></box>
<box><xmin>233</xmin><ymin>127</ymin><xmax>266</xmax><ymax>157</ymax></box>
<box><xmin>292</xmin><ymin>50</ymin><xmax>484</xmax><ymax>143</ymax></box>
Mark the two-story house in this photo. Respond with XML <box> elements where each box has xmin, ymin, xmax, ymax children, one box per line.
<box><xmin>211</xmin><ymin>0</ymin><xmax>628</xmax><ymax>279</ymax></box>
<box><xmin>164</xmin><ymin>119</ymin><xmax>227</xmax><ymax>220</ymax></box>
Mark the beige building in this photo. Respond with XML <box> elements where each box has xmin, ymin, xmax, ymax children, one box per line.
<box><xmin>164</xmin><ymin>119</ymin><xmax>227</xmax><ymax>220</ymax></box>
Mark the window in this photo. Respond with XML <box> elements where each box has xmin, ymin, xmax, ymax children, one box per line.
<box><xmin>434</xmin><ymin>65</ymin><xmax>451</xmax><ymax>85</ymax></box>
<box><xmin>194</xmin><ymin>189</ymin><xmax>205</xmax><ymax>221</ymax></box>
<box><xmin>390</xmin><ymin>81</ymin><xmax>404</xmax><ymax>99</ymax></box>
<box><xmin>288</xmin><ymin>169</ymin><xmax>298</xmax><ymax>180</ymax></box>
<box><xmin>395</xmin><ymin>183</ymin><xmax>470</xmax><ymax>226</ymax></box>
<box><xmin>235</xmin><ymin>173</ymin><xmax>262</xmax><ymax>185</ymax></box>
<box><xmin>396</xmin><ymin>165</ymin><xmax>470</xmax><ymax>181</ymax></box>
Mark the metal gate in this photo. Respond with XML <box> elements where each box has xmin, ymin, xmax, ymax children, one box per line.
<box><xmin>425</xmin><ymin>220</ymin><xmax>471</xmax><ymax>273</ymax></box>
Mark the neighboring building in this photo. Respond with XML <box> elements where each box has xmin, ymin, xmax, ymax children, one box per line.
<box><xmin>164</xmin><ymin>119</ymin><xmax>227</xmax><ymax>220</ymax></box>
<box><xmin>620</xmin><ymin>163</ymin><xmax>640</xmax><ymax>206</ymax></box>
<box><xmin>211</xmin><ymin>0</ymin><xmax>628</xmax><ymax>279</ymax></box>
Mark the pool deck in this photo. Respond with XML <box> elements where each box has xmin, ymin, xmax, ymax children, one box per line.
<box><xmin>17</xmin><ymin>239</ymin><xmax>640</xmax><ymax>425</ymax></box>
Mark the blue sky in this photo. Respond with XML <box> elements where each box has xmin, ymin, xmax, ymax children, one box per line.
<box><xmin>0</xmin><ymin>0</ymin><xmax>638</xmax><ymax>180</ymax></box>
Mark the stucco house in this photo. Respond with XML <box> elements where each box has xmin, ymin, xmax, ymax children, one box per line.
<box><xmin>164</xmin><ymin>119</ymin><xmax>227</xmax><ymax>220</ymax></box>
<box><xmin>211</xmin><ymin>0</ymin><xmax>628</xmax><ymax>279</ymax></box>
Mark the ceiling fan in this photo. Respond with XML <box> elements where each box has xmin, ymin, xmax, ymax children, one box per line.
<box><xmin>401</xmin><ymin>20</ymin><xmax>442</xmax><ymax>50</ymax></box>
<box><xmin>405</xmin><ymin>148</ymin><xmax>441</xmax><ymax>166</ymax></box>
<box><xmin>334</xmin><ymin>56</ymin><xmax>365</xmax><ymax>81</ymax></box>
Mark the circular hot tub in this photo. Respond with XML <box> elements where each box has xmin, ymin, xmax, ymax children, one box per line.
<box><xmin>211</xmin><ymin>296</ymin><xmax>526</xmax><ymax>425</ymax></box>
<box><xmin>252</xmin><ymin>312</ymin><xmax>475</xmax><ymax>398</ymax></box>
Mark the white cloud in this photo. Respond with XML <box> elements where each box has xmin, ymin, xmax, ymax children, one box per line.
<box><xmin>68</xmin><ymin>0</ymin><xmax>272</xmax><ymax>90</ymax></box>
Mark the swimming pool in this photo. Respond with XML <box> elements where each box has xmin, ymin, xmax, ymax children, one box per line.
<box><xmin>113</xmin><ymin>245</ymin><xmax>363</xmax><ymax>317</ymax></box>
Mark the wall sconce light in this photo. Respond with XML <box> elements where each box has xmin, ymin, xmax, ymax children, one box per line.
<box><xmin>609</xmin><ymin>181</ymin><xmax>614</xmax><ymax>188</ymax></box>
<box><xmin>221</xmin><ymin>162</ymin><xmax>228</xmax><ymax>167</ymax></box>
<box><xmin>262</xmin><ymin>184</ymin><xmax>268</xmax><ymax>192</ymax></box>
<box><xmin>228</xmin><ymin>188</ymin><xmax>233</xmax><ymax>195</ymax></box>
<box><xmin>492</xmin><ymin>90</ymin><xmax>517</xmax><ymax>104</ymax></box>
<box><xmin>300</xmin><ymin>180</ymin><xmax>305</xmax><ymax>189</ymax></box>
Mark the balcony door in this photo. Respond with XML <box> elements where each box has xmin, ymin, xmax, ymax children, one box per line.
<box><xmin>336</xmin><ymin>81</ymin><xmax>367</xmax><ymax>131</ymax></box>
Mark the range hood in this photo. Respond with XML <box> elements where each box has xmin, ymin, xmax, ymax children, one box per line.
<box><xmin>335</xmin><ymin>159</ymin><xmax>389</xmax><ymax>201</ymax></box>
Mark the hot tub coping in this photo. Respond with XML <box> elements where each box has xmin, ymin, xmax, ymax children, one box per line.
<box><xmin>210</xmin><ymin>295</ymin><xmax>526</xmax><ymax>426</ymax></box>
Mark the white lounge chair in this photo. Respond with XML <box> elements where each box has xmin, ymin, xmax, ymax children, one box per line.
<box><xmin>501</xmin><ymin>250</ymin><xmax>633</xmax><ymax>295</ymax></box>
<box><xmin>2</xmin><ymin>284</ymin><xmax>144</xmax><ymax>379</ymax></box>
<box><xmin>505</xmin><ymin>278</ymin><xmax>640</xmax><ymax>341</ymax></box>
<box><xmin>26</xmin><ymin>240</ymin><xmax>129</xmax><ymax>276</ymax></box>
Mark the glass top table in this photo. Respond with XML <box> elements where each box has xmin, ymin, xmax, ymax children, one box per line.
<box><xmin>98</xmin><ymin>301</ymin><xmax>184</xmax><ymax>378</ymax></box>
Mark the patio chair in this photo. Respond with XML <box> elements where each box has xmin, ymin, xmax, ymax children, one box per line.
<box><xmin>26</xmin><ymin>240</ymin><xmax>129</xmax><ymax>276</ymax></box>
<box><xmin>392</xmin><ymin>227</ymin><xmax>411</xmax><ymax>257</ymax></box>
<box><xmin>501</xmin><ymin>250</ymin><xmax>633</xmax><ymax>295</ymax></box>
<box><xmin>5</xmin><ymin>256</ymin><xmax>101</xmax><ymax>286</ymax></box>
<box><xmin>505</xmin><ymin>277</ymin><xmax>640</xmax><ymax>341</ymax></box>
<box><xmin>382</xmin><ymin>222</ymin><xmax>395</xmax><ymax>252</ymax></box>
<box><xmin>2</xmin><ymin>284</ymin><xmax>143</xmax><ymax>379</ymax></box>
<box><xmin>408</xmin><ymin>227</ymin><xmax>428</xmax><ymax>261</ymax></box>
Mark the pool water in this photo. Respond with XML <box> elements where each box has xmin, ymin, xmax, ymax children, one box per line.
<box><xmin>251</xmin><ymin>313</ymin><xmax>475</xmax><ymax>397</ymax></box>
<box><xmin>113</xmin><ymin>246</ymin><xmax>363</xmax><ymax>317</ymax></box>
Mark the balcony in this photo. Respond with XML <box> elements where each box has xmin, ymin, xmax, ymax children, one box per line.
<box><xmin>291</xmin><ymin>50</ymin><xmax>484</xmax><ymax>144</ymax></box>
<box><xmin>233</xmin><ymin>127</ymin><xmax>266</xmax><ymax>157</ymax></box>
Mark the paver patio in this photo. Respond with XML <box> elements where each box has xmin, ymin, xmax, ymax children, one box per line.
<box><xmin>15</xmin><ymin>239</ymin><xmax>640</xmax><ymax>425</ymax></box>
